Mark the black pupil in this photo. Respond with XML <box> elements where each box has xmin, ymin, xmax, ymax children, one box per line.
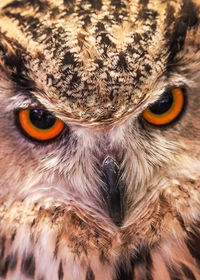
<box><xmin>30</xmin><ymin>109</ymin><xmax>56</xmax><ymax>129</ymax></box>
<box><xmin>149</xmin><ymin>91</ymin><xmax>173</xmax><ymax>115</ymax></box>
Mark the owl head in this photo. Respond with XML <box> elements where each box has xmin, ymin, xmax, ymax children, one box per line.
<box><xmin>0</xmin><ymin>0</ymin><xmax>199</xmax><ymax>255</ymax></box>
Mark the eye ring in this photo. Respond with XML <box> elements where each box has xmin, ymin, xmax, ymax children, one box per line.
<box><xmin>18</xmin><ymin>109</ymin><xmax>65</xmax><ymax>141</ymax></box>
<box><xmin>142</xmin><ymin>88</ymin><xmax>184</xmax><ymax>126</ymax></box>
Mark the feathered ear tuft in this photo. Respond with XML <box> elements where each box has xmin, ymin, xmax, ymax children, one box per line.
<box><xmin>167</xmin><ymin>0</ymin><xmax>199</xmax><ymax>62</ymax></box>
<box><xmin>0</xmin><ymin>35</ymin><xmax>36</xmax><ymax>91</ymax></box>
<box><xmin>0</xmin><ymin>36</ymin><xmax>16</xmax><ymax>77</ymax></box>
<box><xmin>0</xmin><ymin>36</ymin><xmax>24</xmax><ymax>79</ymax></box>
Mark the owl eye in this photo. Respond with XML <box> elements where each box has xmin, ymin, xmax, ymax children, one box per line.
<box><xmin>18</xmin><ymin>109</ymin><xmax>65</xmax><ymax>141</ymax></box>
<box><xmin>142</xmin><ymin>88</ymin><xmax>184</xmax><ymax>126</ymax></box>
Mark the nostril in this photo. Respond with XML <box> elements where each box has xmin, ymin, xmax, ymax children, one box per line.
<box><xmin>102</xmin><ymin>156</ymin><xmax>124</xmax><ymax>226</ymax></box>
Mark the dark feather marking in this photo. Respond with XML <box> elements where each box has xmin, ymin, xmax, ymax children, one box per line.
<box><xmin>4</xmin><ymin>0</ymin><xmax>49</xmax><ymax>13</ymax></box>
<box><xmin>99</xmin><ymin>249</ymin><xmax>108</xmax><ymax>265</ymax></box>
<box><xmin>114</xmin><ymin>256</ymin><xmax>135</xmax><ymax>280</ymax></box>
<box><xmin>176</xmin><ymin>216</ymin><xmax>200</xmax><ymax>269</ymax></box>
<box><xmin>114</xmin><ymin>246</ymin><xmax>153</xmax><ymax>280</ymax></box>
<box><xmin>117</xmin><ymin>52</ymin><xmax>129</xmax><ymax>72</ymax></box>
<box><xmin>96</xmin><ymin>22</ymin><xmax>105</xmax><ymax>32</ymax></box>
<box><xmin>58</xmin><ymin>261</ymin><xmax>64</xmax><ymax>280</ymax></box>
<box><xmin>0</xmin><ymin>236</ymin><xmax>5</xmax><ymax>259</ymax></box>
<box><xmin>69</xmin><ymin>72</ymin><xmax>81</xmax><ymax>90</ymax></box>
<box><xmin>140</xmin><ymin>0</ymin><xmax>149</xmax><ymax>5</ymax></box>
<box><xmin>181</xmin><ymin>263</ymin><xmax>196</xmax><ymax>280</ymax></box>
<box><xmin>176</xmin><ymin>214</ymin><xmax>186</xmax><ymax>231</ymax></box>
<box><xmin>88</xmin><ymin>0</ymin><xmax>102</xmax><ymax>10</ymax></box>
<box><xmin>86</xmin><ymin>266</ymin><xmax>95</xmax><ymax>280</ymax></box>
<box><xmin>0</xmin><ymin>254</ymin><xmax>17</xmax><ymax>276</ymax></box>
<box><xmin>63</xmin><ymin>51</ymin><xmax>75</xmax><ymax>66</ymax></box>
<box><xmin>63</xmin><ymin>0</ymin><xmax>75</xmax><ymax>5</ymax></box>
<box><xmin>176</xmin><ymin>215</ymin><xmax>200</xmax><ymax>266</ymax></box>
<box><xmin>11</xmin><ymin>231</ymin><xmax>16</xmax><ymax>242</ymax></box>
<box><xmin>7</xmin><ymin>253</ymin><xmax>17</xmax><ymax>271</ymax></box>
<box><xmin>0</xmin><ymin>38</ymin><xmax>35</xmax><ymax>91</ymax></box>
<box><xmin>134</xmin><ymin>247</ymin><xmax>153</xmax><ymax>280</ymax></box>
<box><xmin>138</xmin><ymin>8</ymin><xmax>158</xmax><ymax>21</ymax></box>
<box><xmin>186</xmin><ymin>230</ymin><xmax>200</xmax><ymax>265</ymax></box>
<box><xmin>21</xmin><ymin>253</ymin><xmax>35</xmax><ymax>278</ymax></box>
<box><xmin>167</xmin><ymin>262</ymin><xmax>196</xmax><ymax>280</ymax></box>
<box><xmin>0</xmin><ymin>257</ymin><xmax>9</xmax><ymax>277</ymax></box>
<box><xmin>110</xmin><ymin>0</ymin><xmax>128</xmax><ymax>22</ymax></box>
<box><xmin>3</xmin><ymin>0</ymin><xmax>26</xmax><ymax>9</ymax></box>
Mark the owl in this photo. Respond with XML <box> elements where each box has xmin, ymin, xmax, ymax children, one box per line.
<box><xmin>0</xmin><ymin>0</ymin><xmax>200</xmax><ymax>279</ymax></box>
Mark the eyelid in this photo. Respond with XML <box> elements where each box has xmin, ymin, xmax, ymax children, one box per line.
<box><xmin>8</xmin><ymin>93</ymin><xmax>42</xmax><ymax>112</ymax></box>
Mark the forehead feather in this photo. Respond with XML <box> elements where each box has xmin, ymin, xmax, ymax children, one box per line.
<box><xmin>0</xmin><ymin>0</ymin><xmax>198</xmax><ymax>123</ymax></box>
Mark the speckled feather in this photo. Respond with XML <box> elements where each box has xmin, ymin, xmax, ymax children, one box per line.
<box><xmin>0</xmin><ymin>0</ymin><xmax>200</xmax><ymax>280</ymax></box>
<box><xmin>0</xmin><ymin>0</ymin><xmax>198</xmax><ymax>123</ymax></box>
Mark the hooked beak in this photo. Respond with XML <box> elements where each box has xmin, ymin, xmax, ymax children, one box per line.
<box><xmin>102</xmin><ymin>156</ymin><xmax>124</xmax><ymax>226</ymax></box>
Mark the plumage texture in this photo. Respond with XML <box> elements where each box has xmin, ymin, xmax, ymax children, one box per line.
<box><xmin>0</xmin><ymin>0</ymin><xmax>200</xmax><ymax>279</ymax></box>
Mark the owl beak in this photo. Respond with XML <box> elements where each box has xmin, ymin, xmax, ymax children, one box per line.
<box><xmin>102</xmin><ymin>156</ymin><xmax>124</xmax><ymax>226</ymax></box>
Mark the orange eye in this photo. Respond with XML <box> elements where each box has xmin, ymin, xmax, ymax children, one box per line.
<box><xmin>18</xmin><ymin>109</ymin><xmax>65</xmax><ymax>141</ymax></box>
<box><xmin>142</xmin><ymin>88</ymin><xmax>184</xmax><ymax>126</ymax></box>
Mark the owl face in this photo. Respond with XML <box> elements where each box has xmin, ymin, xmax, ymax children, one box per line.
<box><xmin>0</xmin><ymin>0</ymin><xmax>200</xmax><ymax>279</ymax></box>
